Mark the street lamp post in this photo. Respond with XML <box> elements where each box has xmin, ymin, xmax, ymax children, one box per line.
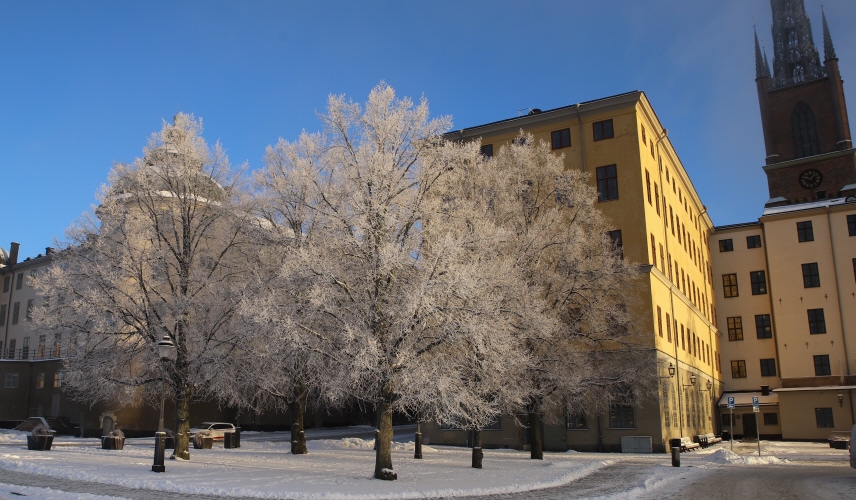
<box><xmin>152</xmin><ymin>335</ymin><xmax>176</xmax><ymax>473</ymax></box>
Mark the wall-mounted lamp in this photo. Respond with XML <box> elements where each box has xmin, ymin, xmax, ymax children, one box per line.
<box><xmin>838</xmin><ymin>392</ymin><xmax>844</xmax><ymax>407</ymax></box>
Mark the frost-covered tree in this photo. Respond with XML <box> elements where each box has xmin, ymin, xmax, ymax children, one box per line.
<box><xmin>33</xmin><ymin>114</ymin><xmax>257</xmax><ymax>460</ymax></box>
<box><xmin>245</xmin><ymin>83</ymin><xmax>524</xmax><ymax>479</ymax></box>
<box><xmin>446</xmin><ymin>133</ymin><xmax>655</xmax><ymax>459</ymax></box>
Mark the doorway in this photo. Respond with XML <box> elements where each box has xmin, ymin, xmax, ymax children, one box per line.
<box><xmin>742</xmin><ymin>412</ymin><xmax>758</xmax><ymax>438</ymax></box>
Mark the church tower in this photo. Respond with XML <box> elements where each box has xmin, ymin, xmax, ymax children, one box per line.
<box><xmin>756</xmin><ymin>0</ymin><xmax>856</xmax><ymax>206</ymax></box>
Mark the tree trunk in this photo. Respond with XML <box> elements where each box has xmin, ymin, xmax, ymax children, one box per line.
<box><xmin>528</xmin><ymin>411</ymin><xmax>543</xmax><ymax>460</ymax></box>
<box><xmin>289</xmin><ymin>387</ymin><xmax>307</xmax><ymax>455</ymax></box>
<box><xmin>471</xmin><ymin>429</ymin><xmax>483</xmax><ymax>469</ymax></box>
<box><xmin>172</xmin><ymin>384</ymin><xmax>192</xmax><ymax>460</ymax></box>
<box><xmin>374</xmin><ymin>399</ymin><xmax>396</xmax><ymax>480</ymax></box>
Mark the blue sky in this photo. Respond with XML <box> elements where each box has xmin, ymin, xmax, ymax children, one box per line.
<box><xmin>2</xmin><ymin>0</ymin><xmax>855</xmax><ymax>259</ymax></box>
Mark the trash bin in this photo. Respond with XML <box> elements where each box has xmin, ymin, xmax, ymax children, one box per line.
<box><xmin>193</xmin><ymin>432</ymin><xmax>213</xmax><ymax>449</ymax></box>
<box><xmin>102</xmin><ymin>429</ymin><xmax>125</xmax><ymax>450</ymax></box>
<box><xmin>669</xmin><ymin>438</ymin><xmax>682</xmax><ymax>451</ymax></box>
<box><xmin>27</xmin><ymin>425</ymin><xmax>55</xmax><ymax>451</ymax></box>
<box><xmin>234</xmin><ymin>426</ymin><xmax>241</xmax><ymax>448</ymax></box>
<box><xmin>224</xmin><ymin>431</ymin><xmax>236</xmax><ymax>449</ymax></box>
<box><xmin>721</xmin><ymin>430</ymin><xmax>731</xmax><ymax>442</ymax></box>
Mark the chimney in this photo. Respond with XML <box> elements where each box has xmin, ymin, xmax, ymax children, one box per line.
<box><xmin>760</xmin><ymin>385</ymin><xmax>770</xmax><ymax>396</ymax></box>
<box><xmin>9</xmin><ymin>242</ymin><xmax>19</xmax><ymax>266</ymax></box>
<box><xmin>46</xmin><ymin>247</ymin><xmax>54</xmax><ymax>256</ymax></box>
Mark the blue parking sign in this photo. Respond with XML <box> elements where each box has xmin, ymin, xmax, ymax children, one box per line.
<box><xmin>727</xmin><ymin>396</ymin><xmax>735</xmax><ymax>409</ymax></box>
<box><xmin>752</xmin><ymin>396</ymin><xmax>759</xmax><ymax>407</ymax></box>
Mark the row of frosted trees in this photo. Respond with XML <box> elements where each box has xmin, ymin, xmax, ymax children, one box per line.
<box><xmin>33</xmin><ymin>84</ymin><xmax>655</xmax><ymax>479</ymax></box>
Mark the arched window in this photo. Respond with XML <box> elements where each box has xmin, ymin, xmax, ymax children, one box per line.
<box><xmin>792</xmin><ymin>101</ymin><xmax>820</xmax><ymax>158</ymax></box>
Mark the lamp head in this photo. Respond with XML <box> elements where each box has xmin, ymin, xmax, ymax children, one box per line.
<box><xmin>668</xmin><ymin>362</ymin><xmax>676</xmax><ymax>378</ymax></box>
<box><xmin>157</xmin><ymin>335</ymin><xmax>176</xmax><ymax>362</ymax></box>
<box><xmin>690</xmin><ymin>373</ymin><xmax>697</xmax><ymax>386</ymax></box>
<box><xmin>706</xmin><ymin>380</ymin><xmax>712</xmax><ymax>390</ymax></box>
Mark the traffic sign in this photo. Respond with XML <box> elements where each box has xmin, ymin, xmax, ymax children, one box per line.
<box><xmin>752</xmin><ymin>396</ymin><xmax>760</xmax><ymax>408</ymax></box>
<box><xmin>727</xmin><ymin>396</ymin><xmax>735</xmax><ymax>409</ymax></box>
<box><xmin>753</xmin><ymin>406</ymin><xmax>759</xmax><ymax>412</ymax></box>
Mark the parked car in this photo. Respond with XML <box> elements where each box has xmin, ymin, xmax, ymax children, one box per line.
<box><xmin>188</xmin><ymin>422</ymin><xmax>235</xmax><ymax>441</ymax></box>
<box><xmin>850</xmin><ymin>424</ymin><xmax>856</xmax><ymax>469</ymax></box>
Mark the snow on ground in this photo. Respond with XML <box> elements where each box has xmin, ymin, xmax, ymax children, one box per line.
<box><xmin>0</xmin><ymin>437</ymin><xmax>613</xmax><ymax>499</ymax></box>
<box><xmin>0</xmin><ymin>430</ymin><xmax>27</xmax><ymax>444</ymax></box>
<box><xmin>0</xmin><ymin>436</ymin><xmax>848</xmax><ymax>499</ymax></box>
<box><xmin>0</xmin><ymin>482</ymin><xmax>128</xmax><ymax>500</ymax></box>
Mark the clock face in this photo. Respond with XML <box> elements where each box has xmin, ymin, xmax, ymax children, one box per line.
<box><xmin>799</xmin><ymin>169</ymin><xmax>823</xmax><ymax>189</ymax></box>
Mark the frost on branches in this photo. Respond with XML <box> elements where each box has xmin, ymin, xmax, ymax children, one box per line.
<box><xmin>242</xmin><ymin>83</ymin><xmax>526</xmax><ymax>479</ymax></box>
<box><xmin>449</xmin><ymin>132</ymin><xmax>656</xmax><ymax>459</ymax></box>
<box><xmin>32</xmin><ymin>114</ymin><xmax>258</xmax><ymax>460</ymax></box>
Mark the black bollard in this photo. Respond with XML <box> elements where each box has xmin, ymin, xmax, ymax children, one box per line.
<box><xmin>152</xmin><ymin>432</ymin><xmax>166</xmax><ymax>473</ymax></box>
<box><xmin>414</xmin><ymin>431</ymin><xmax>423</xmax><ymax>459</ymax></box>
<box><xmin>472</xmin><ymin>446</ymin><xmax>484</xmax><ymax>469</ymax></box>
<box><xmin>671</xmin><ymin>446</ymin><xmax>680</xmax><ymax>467</ymax></box>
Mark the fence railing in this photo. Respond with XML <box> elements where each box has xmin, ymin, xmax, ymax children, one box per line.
<box><xmin>0</xmin><ymin>346</ymin><xmax>74</xmax><ymax>361</ymax></box>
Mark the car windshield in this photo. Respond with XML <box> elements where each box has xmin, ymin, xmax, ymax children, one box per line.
<box><xmin>192</xmin><ymin>422</ymin><xmax>215</xmax><ymax>429</ymax></box>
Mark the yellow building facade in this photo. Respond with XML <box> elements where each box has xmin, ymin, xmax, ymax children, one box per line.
<box><xmin>427</xmin><ymin>91</ymin><xmax>722</xmax><ymax>452</ymax></box>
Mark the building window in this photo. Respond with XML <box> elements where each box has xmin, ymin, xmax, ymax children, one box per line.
<box><xmin>0</xmin><ymin>304</ymin><xmax>5</xmax><ymax>327</ymax></box>
<box><xmin>7</xmin><ymin>339</ymin><xmax>15</xmax><ymax>359</ymax></box>
<box><xmin>802</xmin><ymin>263</ymin><xmax>820</xmax><ymax>288</ymax></box>
<box><xmin>731</xmin><ymin>360</ymin><xmax>747</xmax><ymax>378</ymax></box>
<box><xmin>596</xmin><ymin>165</ymin><xmax>618</xmax><ymax>201</ymax></box>
<box><xmin>53</xmin><ymin>372</ymin><xmax>63</xmax><ymax>388</ymax></box>
<box><xmin>750</xmin><ymin>271</ymin><xmax>767</xmax><ymax>295</ymax></box>
<box><xmin>551</xmin><ymin>128</ymin><xmax>571</xmax><ymax>150</ymax></box>
<box><xmin>2</xmin><ymin>276</ymin><xmax>9</xmax><ymax>293</ymax></box>
<box><xmin>746</xmin><ymin>235</ymin><xmax>762</xmax><ymax>248</ymax></box>
<box><xmin>654</xmin><ymin>184</ymin><xmax>660</xmax><ymax>215</ymax></box>
<box><xmin>36</xmin><ymin>372</ymin><xmax>45</xmax><ymax>389</ymax></box>
<box><xmin>764</xmin><ymin>413</ymin><xmax>779</xmax><ymax>425</ymax></box>
<box><xmin>727</xmin><ymin>317</ymin><xmax>743</xmax><ymax>341</ymax></box>
<box><xmin>815</xmin><ymin>407</ymin><xmax>834</xmax><ymax>427</ymax></box>
<box><xmin>11</xmin><ymin>302</ymin><xmax>19</xmax><ymax>325</ymax></box>
<box><xmin>641</xmin><ymin>125</ymin><xmax>647</xmax><ymax>144</ymax></box>
<box><xmin>480</xmin><ymin>144</ymin><xmax>493</xmax><ymax>158</ymax></box>
<box><xmin>814</xmin><ymin>355</ymin><xmax>831</xmax><ymax>376</ymax></box>
<box><xmin>797</xmin><ymin>221</ymin><xmax>814</xmax><ymax>242</ymax></box>
<box><xmin>666</xmin><ymin>313</ymin><xmax>672</xmax><ymax>342</ymax></box>
<box><xmin>645</xmin><ymin>170</ymin><xmax>652</xmax><ymax>205</ymax></box>
<box><xmin>566</xmin><ymin>413</ymin><xmax>588</xmax><ymax>430</ymax></box>
<box><xmin>760</xmin><ymin>358</ymin><xmax>777</xmax><ymax>377</ymax></box>
<box><xmin>847</xmin><ymin>214</ymin><xmax>856</xmax><ymax>236</ymax></box>
<box><xmin>21</xmin><ymin>337</ymin><xmax>29</xmax><ymax>360</ymax></box>
<box><xmin>755</xmin><ymin>314</ymin><xmax>773</xmax><ymax>339</ymax></box>
<box><xmin>657</xmin><ymin>306</ymin><xmax>663</xmax><ymax>337</ymax></box>
<box><xmin>4</xmin><ymin>373</ymin><xmax>18</xmax><ymax>389</ymax></box>
<box><xmin>593</xmin><ymin>119</ymin><xmax>614</xmax><ymax>141</ymax></box>
<box><xmin>808</xmin><ymin>308</ymin><xmax>826</xmax><ymax>334</ymax></box>
<box><xmin>16</xmin><ymin>273</ymin><xmax>23</xmax><ymax>290</ymax></box>
<box><xmin>607</xmin><ymin>230</ymin><xmax>623</xmax><ymax>258</ymax></box>
<box><xmin>718</xmin><ymin>239</ymin><xmax>733</xmax><ymax>252</ymax></box>
<box><xmin>608</xmin><ymin>405</ymin><xmax>635</xmax><ymax>428</ymax></box>
<box><xmin>26</xmin><ymin>299</ymin><xmax>34</xmax><ymax>322</ymax></box>
<box><xmin>722</xmin><ymin>274</ymin><xmax>738</xmax><ymax>298</ymax></box>
<box><xmin>792</xmin><ymin>102</ymin><xmax>820</xmax><ymax>159</ymax></box>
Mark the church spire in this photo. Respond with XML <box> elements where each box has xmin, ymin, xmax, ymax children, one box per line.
<box><xmin>755</xmin><ymin>27</ymin><xmax>771</xmax><ymax>79</ymax></box>
<box><xmin>821</xmin><ymin>7</ymin><xmax>836</xmax><ymax>61</ymax></box>
<box><xmin>770</xmin><ymin>0</ymin><xmax>824</xmax><ymax>88</ymax></box>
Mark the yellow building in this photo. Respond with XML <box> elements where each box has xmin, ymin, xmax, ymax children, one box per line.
<box><xmin>427</xmin><ymin>90</ymin><xmax>722</xmax><ymax>452</ymax></box>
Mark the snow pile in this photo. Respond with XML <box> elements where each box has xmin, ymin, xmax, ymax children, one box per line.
<box><xmin>0</xmin><ymin>430</ymin><xmax>27</xmax><ymax>444</ymax></box>
<box><xmin>703</xmin><ymin>448</ymin><xmax>788</xmax><ymax>465</ymax></box>
<box><xmin>309</xmin><ymin>437</ymin><xmax>436</xmax><ymax>452</ymax></box>
<box><xmin>0</xmin><ymin>482</ymin><xmax>127</xmax><ymax>500</ymax></box>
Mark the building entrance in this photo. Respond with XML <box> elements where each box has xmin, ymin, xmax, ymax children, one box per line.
<box><xmin>742</xmin><ymin>412</ymin><xmax>757</xmax><ymax>438</ymax></box>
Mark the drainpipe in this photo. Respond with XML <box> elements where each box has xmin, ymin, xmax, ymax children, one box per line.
<box><xmin>575</xmin><ymin>104</ymin><xmax>587</xmax><ymax>173</ymax></box>
<box><xmin>826</xmin><ymin>208</ymin><xmax>855</xmax><ymax>426</ymax></box>
<box><xmin>3</xmin><ymin>242</ymin><xmax>20</xmax><ymax>358</ymax></box>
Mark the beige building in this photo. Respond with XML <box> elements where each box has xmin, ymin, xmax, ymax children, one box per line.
<box><xmin>426</xmin><ymin>90</ymin><xmax>722</xmax><ymax>452</ymax></box>
<box><xmin>712</xmin><ymin>1</ymin><xmax>856</xmax><ymax>440</ymax></box>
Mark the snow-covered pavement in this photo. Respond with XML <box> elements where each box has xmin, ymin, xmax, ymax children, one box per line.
<box><xmin>1</xmin><ymin>429</ymin><xmax>853</xmax><ymax>499</ymax></box>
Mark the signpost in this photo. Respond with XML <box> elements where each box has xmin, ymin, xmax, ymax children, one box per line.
<box><xmin>727</xmin><ymin>396</ymin><xmax>735</xmax><ymax>451</ymax></box>
<box><xmin>752</xmin><ymin>396</ymin><xmax>761</xmax><ymax>456</ymax></box>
